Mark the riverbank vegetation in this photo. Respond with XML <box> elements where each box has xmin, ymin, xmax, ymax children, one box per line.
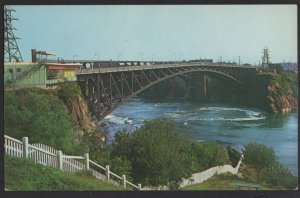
<box><xmin>4</xmin><ymin>88</ymin><xmax>79</xmax><ymax>153</ymax></box>
<box><xmin>242</xmin><ymin>143</ymin><xmax>297</xmax><ymax>189</ymax></box>
<box><xmin>182</xmin><ymin>141</ymin><xmax>297</xmax><ymax>190</ymax></box>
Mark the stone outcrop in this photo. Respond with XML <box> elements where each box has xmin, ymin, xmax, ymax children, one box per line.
<box><xmin>64</xmin><ymin>94</ymin><xmax>98</xmax><ymax>134</ymax></box>
<box><xmin>267</xmin><ymin>82</ymin><xmax>298</xmax><ymax>113</ymax></box>
<box><xmin>61</xmin><ymin>90</ymin><xmax>105</xmax><ymax>144</ymax></box>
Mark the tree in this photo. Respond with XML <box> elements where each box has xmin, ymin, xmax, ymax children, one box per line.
<box><xmin>243</xmin><ymin>143</ymin><xmax>276</xmax><ymax>183</ymax></box>
<box><xmin>111</xmin><ymin>118</ymin><xmax>195</xmax><ymax>189</ymax></box>
<box><xmin>191</xmin><ymin>141</ymin><xmax>230</xmax><ymax>171</ymax></box>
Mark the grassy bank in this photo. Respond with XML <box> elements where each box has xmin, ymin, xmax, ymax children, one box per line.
<box><xmin>181</xmin><ymin>173</ymin><xmax>285</xmax><ymax>190</ymax></box>
<box><xmin>4</xmin><ymin>155</ymin><xmax>124</xmax><ymax>191</ymax></box>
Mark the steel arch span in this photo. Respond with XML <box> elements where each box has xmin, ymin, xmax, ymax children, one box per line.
<box><xmin>76</xmin><ymin>63</ymin><xmax>256</xmax><ymax>121</ymax></box>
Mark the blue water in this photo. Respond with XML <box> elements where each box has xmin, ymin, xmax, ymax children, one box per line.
<box><xmin>101</xmin><ymin>97</ymin><xmax>298</xmax><ymax>176</ymax></box>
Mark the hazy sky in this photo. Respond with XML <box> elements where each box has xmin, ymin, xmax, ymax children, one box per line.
<box><xmin>11</xmin><ymin>5</ymin><xmax>297</xmax><ymax>64</ymax></box>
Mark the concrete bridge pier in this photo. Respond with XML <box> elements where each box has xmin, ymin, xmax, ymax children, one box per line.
<box><xmin>204</xmin><ymin>74</ymin><xmax>209</xmax><ymax>99</ymax></box>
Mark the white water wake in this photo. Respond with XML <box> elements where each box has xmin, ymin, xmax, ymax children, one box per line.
<box><xmin>104</xmin><ymin>114</ymin><xmax>131</xmax><ymax>124</ymax></box>
<box><xmin>187</xmin><ymin>116</ymin><xmax>266</xmax><ymax>121</ymax></box>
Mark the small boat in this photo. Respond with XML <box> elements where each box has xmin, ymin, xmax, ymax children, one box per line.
<box><xmin>125</xmin><ymin>120</ymin><xmax>132</xmax><ymax>124</ymax></box>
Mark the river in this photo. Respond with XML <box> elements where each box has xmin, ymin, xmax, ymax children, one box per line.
<box><xmin>101</xmin><ymin>97</ymin><xmax>298</xmax><ymax>176</ymax></box>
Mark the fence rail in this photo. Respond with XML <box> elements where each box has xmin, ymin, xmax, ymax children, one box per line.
<box><xmin>4</xmin><ymin>135</ymin><xmax>142</xmax><ymax>190</ymax></box>
<box><xmin>5</xmin><ymin>136</ymin><xmax>23</xmax><ymax>158</ymax></box>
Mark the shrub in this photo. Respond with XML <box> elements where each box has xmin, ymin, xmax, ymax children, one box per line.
<box><xmin>57</xmin><ymin>82</ymin><xmax>82</xmax><ymax>101</ymax></box>
<box><xmin>262</xmin><ymin>161</ymin><xmax>298</xmax><ymax>189</ymax></box>
<box><xmin>191</xmin><ymin>141</ymin><xmax>230</xmax><ymax>171</ymax></box>
<box><xmin>243</xmin><ymin>143</ymin><xmax>277</xmax><ymax>183</ymax></box>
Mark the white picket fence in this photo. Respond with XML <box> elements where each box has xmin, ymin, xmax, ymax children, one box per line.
<box><xmin>179</xmin><ymin>155</ymin><xmax>244</xmax><ymax>188</ymax></box>
<box><xmin>4</xmin><ymin>135</ymin><xmax>142</xmax><ymax>190</ymax></box>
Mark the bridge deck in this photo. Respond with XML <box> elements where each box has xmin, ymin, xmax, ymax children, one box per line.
<box><xmin>76</xmin><ymin>63</ymin><xmax>256</xmax><ymax>75</ymax></box>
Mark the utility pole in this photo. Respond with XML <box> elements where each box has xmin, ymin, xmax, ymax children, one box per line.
<box><xmin>4</xmin><ymin>6</ymin><xmax>23</xmax><ymax>62</ymax></box>
<box><xmin>238</xmin><ymin>56</ymin><xmax>241</xmax><ymax>65</ymax></box>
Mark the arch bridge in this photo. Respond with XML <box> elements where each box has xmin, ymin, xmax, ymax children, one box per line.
<box><xmin>76</xmin><ymin>62</ymin><xmax>257</xmax><ymax>121</ymax></box>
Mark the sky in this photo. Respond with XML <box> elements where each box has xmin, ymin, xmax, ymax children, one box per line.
<box><xmin>10</xmin><ymin>5</ymin><xmax>298</xmax><ymax>64</ymax></box>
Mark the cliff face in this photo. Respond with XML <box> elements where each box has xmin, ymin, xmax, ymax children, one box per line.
<box><xmin>64</xmin><ymin>94</ymin><xmax>98</xmax><ymax>133</ymax></box>
<box><xmin>57</xmin><ymin>82</ymin><xmax>105</xmax><ymax>143</ymax></box>
<box><xmin>267</xmin><ymin>82</ymin><xmax>298</xmax><ymax>113</ymax></box>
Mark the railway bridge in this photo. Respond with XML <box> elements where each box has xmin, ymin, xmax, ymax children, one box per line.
<box><xmin>76</xmin><ymin>62</ymin><xmax>257</xmax><ymax>121</ymax></box>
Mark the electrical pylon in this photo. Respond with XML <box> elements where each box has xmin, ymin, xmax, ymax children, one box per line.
<box><xmin>4</xmin><ymin>5</ymin><xmax>23</xmax><ymax>62</ymax></box>
<box><xmin>262</xmin><ymin>47</ymin><xmax>270</xmax><ymax>68</ymax></box>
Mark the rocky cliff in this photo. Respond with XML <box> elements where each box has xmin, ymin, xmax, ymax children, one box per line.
<box><xmin>57</xmin><ymin>82</ymin><xmax>105</xmax><ymax>142</ymax></box>
<box><xmin>63</xmin><ymin>94</ymin><xmax>99</xmax><ymax>134</ymax></box>
<box><xmin>267</xmin><ymin>80</ymin><xmax>298</xmax><ymax>113</ymax></box>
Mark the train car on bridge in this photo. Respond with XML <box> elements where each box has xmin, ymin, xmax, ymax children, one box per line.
<box><xmin>188</xmin><ymin>59</ymin><xmax>214</xmax><ymax>63</ymax></box>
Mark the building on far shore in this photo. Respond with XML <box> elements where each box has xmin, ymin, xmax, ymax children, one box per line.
<box><xmin>280</xmin><ymin>62</ymin><xmax>298</xmax><ymax>72</ymax></box>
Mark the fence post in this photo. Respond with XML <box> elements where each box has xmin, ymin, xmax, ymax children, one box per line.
<box><xmin>57</xmin><ymin>150</ymin><xmax>63</xmax><ymax>170</ymax></box>
<box><xmin>122</xmin><ymin>175</ymin><xmax>126</xmax><ymax>189</ymax></box>
<box><xmin>105</xmin><ymin>165</ymin><xmax>110</xmax><ymax>181</ymax></box>
<box><xmin>138</xmin><ymin>184</ymin><xmax>142</xmax><ymax>190</ymax></box>
<box><xmin>84</xmin><ymin>153</ymin><xmax>89</xmax><ymax>170</ymax></box>
<box><xmin>22</xmin><ymin>137</ymin><xmax>29</xmax><ymax>158</ymax></box>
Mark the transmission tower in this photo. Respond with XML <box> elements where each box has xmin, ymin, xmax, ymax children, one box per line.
<box><xmin>262</xmin><ymin>47</ymin><xmax>270</xmax><ymax>68</ymax></box>
<box><xmin>4</xmin><ymin>5</ymin><xmax>23</xmax><ymax>62</ymax></box>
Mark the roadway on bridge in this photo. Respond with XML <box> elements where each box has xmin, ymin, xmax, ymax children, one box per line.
<box><xmin>75</xmin><ymin>62</ymin><xmax>256</xmax><ymax>75</ymax></box>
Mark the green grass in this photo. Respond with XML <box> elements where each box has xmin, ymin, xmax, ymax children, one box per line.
<box><xmin>4</xmin><ymin>155</ymin><xmax>125</xmax><ymax>191</ymax></box>
<box><xmin>181</xmin><ymin>173</ymin><xmax>285</xmax><ymax>190</ymax></box>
